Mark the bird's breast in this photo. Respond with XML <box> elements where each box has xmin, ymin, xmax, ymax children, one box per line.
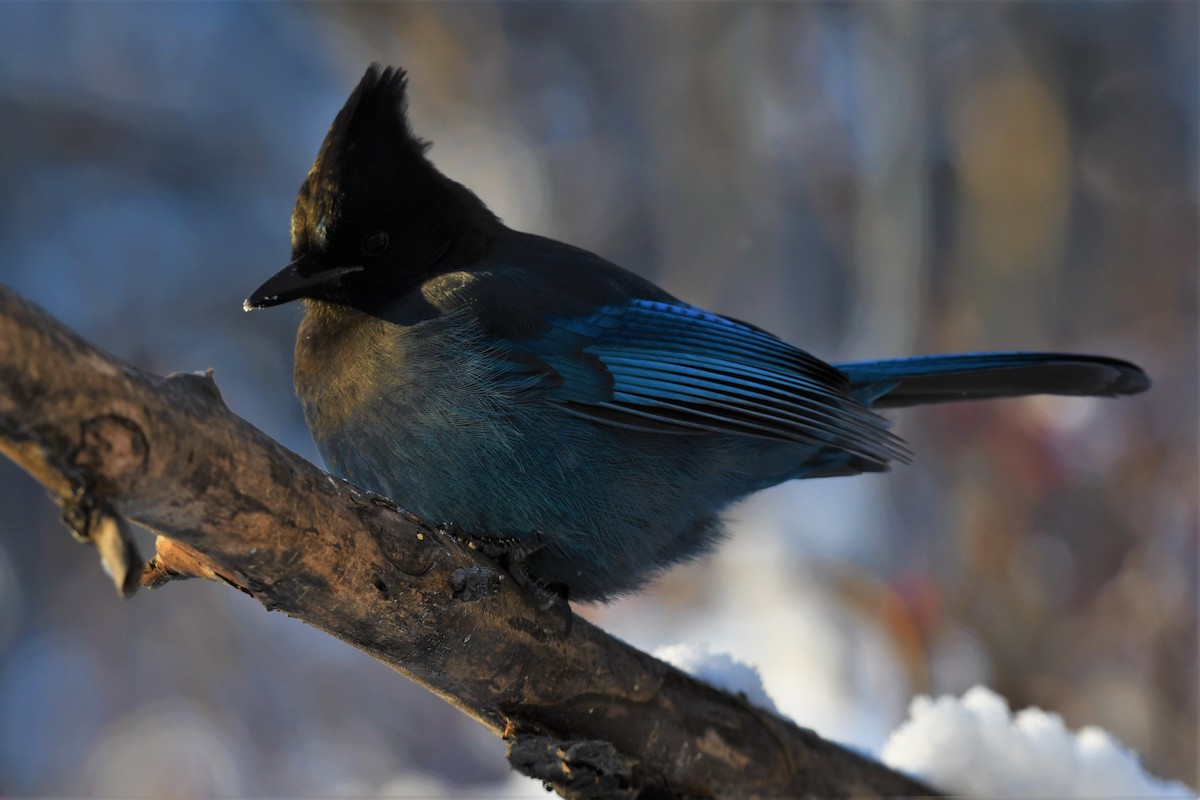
<box><xmin>294</xmin><ymin>304</ymin><xmax>544</xmax><ymax>503</ymax></box>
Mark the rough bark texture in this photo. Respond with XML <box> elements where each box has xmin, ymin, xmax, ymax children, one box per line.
<box><xmin>0</xmin><ymin>283</ymin><xmax>939</xmax><ymax>799</ymax></box>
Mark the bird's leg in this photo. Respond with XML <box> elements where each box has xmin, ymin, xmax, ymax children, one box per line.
<box><xmin>440</xmin><ymin>524</ymin><xmax>572</xmax><ymax>633</ymax></box>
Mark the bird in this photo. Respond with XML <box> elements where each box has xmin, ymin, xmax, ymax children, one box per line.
<box><xmin>245</xmin><ymin>64</ymin><xmax>1149</xmax><ymax>604</ymax></box>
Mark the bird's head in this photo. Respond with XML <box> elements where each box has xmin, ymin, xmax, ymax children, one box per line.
<box><xmin>245</xmin><ymin>64</ymin><xmax>495</xmax><ymax>311</ymax></box>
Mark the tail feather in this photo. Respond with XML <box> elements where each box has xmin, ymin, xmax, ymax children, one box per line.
<box><xmin>835</xmin><ymin>352</ymin><xmax>1150</xmax><ymax>410</ymax></box>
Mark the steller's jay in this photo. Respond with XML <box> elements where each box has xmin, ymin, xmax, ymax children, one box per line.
<box><xmin>246</xmin><ymin>65</ymin><xmax>1149</xmax><ymax>603</ymax></box>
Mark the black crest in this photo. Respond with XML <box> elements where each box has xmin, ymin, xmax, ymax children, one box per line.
<box><xmin>292</xmin><ymin>65</ymin><xmax>438</xmax><ymax>257</ymax></box>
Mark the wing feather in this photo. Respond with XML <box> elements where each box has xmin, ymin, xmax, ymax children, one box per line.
<box><xmin>522</xmin><ymin>299</ymin><xmax>910</xmax><ymax>467</ymax></box>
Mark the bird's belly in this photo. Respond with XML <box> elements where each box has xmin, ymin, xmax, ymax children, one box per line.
<box><xmin>313</xmin><ymin>387</ymin><xmax>783</xmax><ymax>600</ymax></box>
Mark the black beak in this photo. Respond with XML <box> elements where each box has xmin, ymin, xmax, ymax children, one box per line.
<box><xmin>243</xmin><ymin>260</ymin><xmax>364</xmax><ymax>311</ymax></box>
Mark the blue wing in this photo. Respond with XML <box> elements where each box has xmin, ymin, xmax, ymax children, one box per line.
<box><xmin>510</xmin><ymin>299</ymin><xmax>910</xmax><ymax>469</ymax></box>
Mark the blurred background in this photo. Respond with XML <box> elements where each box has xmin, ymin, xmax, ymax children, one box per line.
<box><xmin>0</xmin><ymin>2</ymin><xmax>1194</xmax><ymax>796</ymax></box>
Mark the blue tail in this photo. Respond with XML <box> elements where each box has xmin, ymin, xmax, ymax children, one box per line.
<box><xmin>835</xmin><ymin>352</ymin><xmax>1150</xmax><ymax>409</ymax></box>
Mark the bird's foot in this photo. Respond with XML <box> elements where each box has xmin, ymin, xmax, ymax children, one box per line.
<box><xmin>440</xmin><ymin>524</ymin><xmax>572</xmax><ymax>636</ymax></box>
<box><xmin>507</xmin><ymin>561</ymin><xmax>573</xmax><ymax>636</ymax></box>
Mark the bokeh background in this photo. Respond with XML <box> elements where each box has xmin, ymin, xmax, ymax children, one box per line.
<box><xmin>0</xmin><ymin>2</ymin><xmax>1195</xmax><ymax>796</ymax></box>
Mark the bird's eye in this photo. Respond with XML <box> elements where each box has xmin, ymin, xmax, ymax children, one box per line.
<box><xmin>362</xmin><ymin>231</ymin><xmax>389</xmax><ymax>257</ymax></box>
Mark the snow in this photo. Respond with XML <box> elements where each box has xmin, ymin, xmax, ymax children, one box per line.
<box><xmin>654</xmin><ymin>642</ymin><xmax>778</xmax><ymax>713</ymax></box>
<box><xmin>881</xmin><ymin>686</ymin><xmax>1194</xmax><ymax>798</ymax></box>
<box><xmin>646</xmin><ymin>638</ymin><xmax>1194</xmax><ymax>799</ymax></box>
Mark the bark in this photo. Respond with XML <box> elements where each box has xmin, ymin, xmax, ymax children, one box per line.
<box><xmin>0</xmin><ymin>283</ymin><xmax>939</xmax><ymax>800</ymax></box>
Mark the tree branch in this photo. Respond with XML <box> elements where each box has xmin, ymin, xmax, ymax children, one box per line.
<box><xmin>0</xmin><ymin>282</ymin><xmax>939</xmax><ymax>799</ymax></box>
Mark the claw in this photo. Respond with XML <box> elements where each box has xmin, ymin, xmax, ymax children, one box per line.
<box><xmin>442</xmin><ymin>525</ymin><xmax>572</xmax><ymax>636</ymax></box>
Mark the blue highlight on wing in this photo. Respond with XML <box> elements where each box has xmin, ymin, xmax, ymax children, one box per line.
<box><xmin>536</xmin><ymin>299</ymin><xmax>910</xmax><ymax>467</ymax></box>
